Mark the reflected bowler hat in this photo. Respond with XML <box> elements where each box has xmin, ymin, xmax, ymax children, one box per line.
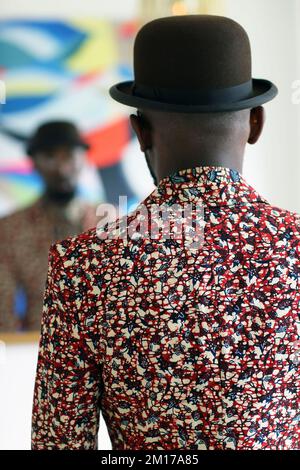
<box><xmin>109</xmin><ymin>15</ymin><xmax>278</xmax><ymax>112</ymax></box>
<box><xmin>27</xmin><ymin>121</ymin><xmax>90</xmax><ymax>156</ymax></box>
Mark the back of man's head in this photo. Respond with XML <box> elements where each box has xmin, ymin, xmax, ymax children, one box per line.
<box><xmin>140</xmin><ymin>108</ymin><xmax>250</xmax><ymax>144</ymax></box>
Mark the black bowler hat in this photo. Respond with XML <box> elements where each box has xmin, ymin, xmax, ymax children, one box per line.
<box><xmin>27</xmin><ymin>121</ymin><xmax>90</xmax><ymax>156</ymax></box>
<box><xmin>109</xmin><ymin>15</ymin><xmax>278</xmax><ymax>112</ymax></box>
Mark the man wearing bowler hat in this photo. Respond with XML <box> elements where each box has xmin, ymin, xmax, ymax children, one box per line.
<box><xmin>32</xmin><ymin>16</ymin><xmax>300</xmax><ymax>450</ymax></box>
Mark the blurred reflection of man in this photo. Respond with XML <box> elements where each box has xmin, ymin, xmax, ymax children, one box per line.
<box><xmin>0</xmin><ymin>121</ymin><xmax>98</xmax><ymax>332</ymax></box>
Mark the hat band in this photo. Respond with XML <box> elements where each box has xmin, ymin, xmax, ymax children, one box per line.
<box><xmin>131</xmin><ymin>80</ymin><xmax>253</xmax><ymax>105</ymax></box>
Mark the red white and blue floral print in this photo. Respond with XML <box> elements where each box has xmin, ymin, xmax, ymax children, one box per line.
<box><xmin>32</xmin><ymin>166</ymin><xmax>300</xmax><ymax>450</ymax></box>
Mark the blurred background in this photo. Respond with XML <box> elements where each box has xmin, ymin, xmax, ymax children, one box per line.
<box><xmin>0</xmin><ymin>0</ymin><xmax>300</xmax><ymax>450</ymax></box>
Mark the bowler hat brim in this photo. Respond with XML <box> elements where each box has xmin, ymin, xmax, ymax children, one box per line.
<box><xmin>109</xmin><ymin>78</ymin><xmax>278</xmax><ymax>113</ymax></box>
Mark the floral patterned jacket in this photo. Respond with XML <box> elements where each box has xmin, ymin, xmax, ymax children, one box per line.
<box><xmin>32</xmin><ymin>166</ymin><xmax>300</xmax><ymax>450</ymax></box>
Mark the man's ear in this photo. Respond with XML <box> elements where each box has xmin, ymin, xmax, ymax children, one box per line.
<box><xmin>130</xmin><ymin>114</ymin><xmax>152</xmax><ymax>152</ymax></box>
<box><xmin>248</xmin><ymin>106</ymin><xmax>265</xmax><ymax>145</ymax></box>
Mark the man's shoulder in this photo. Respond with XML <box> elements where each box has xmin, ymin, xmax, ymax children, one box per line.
<box><xmin>50</xmin><ymin>194</ymin><xmax>155</xmax><ymax>260</ymax></box>
<box><xmin>50</xmin><ymin>211</ymin><xmax>131</xmax><ymax>266</ymax></box>
<box><xmin>253</xmin><ymin>203</ymin><xmax>300</xmax><ymax>252</ymax></box>
<box><xmin>50</xmin><ymin>226</ymin><xmax>101</xmax><ymax>262</ymax></box>
<box><xmin>263</xmin><ymin>203</ymin><xmax>300</xmax><ymax>231</ymax></box>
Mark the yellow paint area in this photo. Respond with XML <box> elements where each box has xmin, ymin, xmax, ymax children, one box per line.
<box><xmin>67</xmin><ymin>19</ymin><xmax>118</xmax><ymax>74</ymax></box>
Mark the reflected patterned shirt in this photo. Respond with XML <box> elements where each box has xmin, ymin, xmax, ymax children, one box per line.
<box><xmin>32</xmin><ymin>166</ymin><xmax>300</xmax><ymax>450</ymax></box>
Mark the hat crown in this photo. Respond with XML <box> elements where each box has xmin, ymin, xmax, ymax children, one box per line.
<box><xmin>37</xmin><ymin>121</ymin><xmax>79</xmax><ymax>141</ymax></box>
<box><xmin>27</xmin><ymin>121</ymin><xmax>88</xmax><ymax>156</ymax></box>
<box><xmin>134</xmin><ymin>15</ymin><xmax>252</xmax><ymax>90</ymax></box>
<box><xmin>109</xmin><ymin>14</ymin><xmax>277</xmax><ymax>112</ymax></box>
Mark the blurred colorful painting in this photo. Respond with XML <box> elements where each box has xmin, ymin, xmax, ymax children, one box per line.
<box><xmin>0</xmin><ymin>18</ymin><xmax>139</xmax><ymax>216</ymax></box>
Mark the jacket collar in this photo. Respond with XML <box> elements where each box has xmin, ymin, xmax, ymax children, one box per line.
<box><xmin>147</xmin><ymin>166</ymin><xmax>270</xmax><ymax>207</ymax></box>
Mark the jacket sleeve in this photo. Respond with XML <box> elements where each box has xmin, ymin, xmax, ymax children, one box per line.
<box><xmin>31</xmin><ymin>243</ymin><xmax>102</xmax><ymax>450</ymax></box>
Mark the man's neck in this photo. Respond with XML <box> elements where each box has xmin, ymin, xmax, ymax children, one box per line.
<box><xmin>155</xmin><ymin>151</ymin><xmax>244</xmax><ymax>184</ymax></box>
<box><xmin>41</xmin><ymin>189</ymin><xmax>77</xmax><ymax>207</ymax></box>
